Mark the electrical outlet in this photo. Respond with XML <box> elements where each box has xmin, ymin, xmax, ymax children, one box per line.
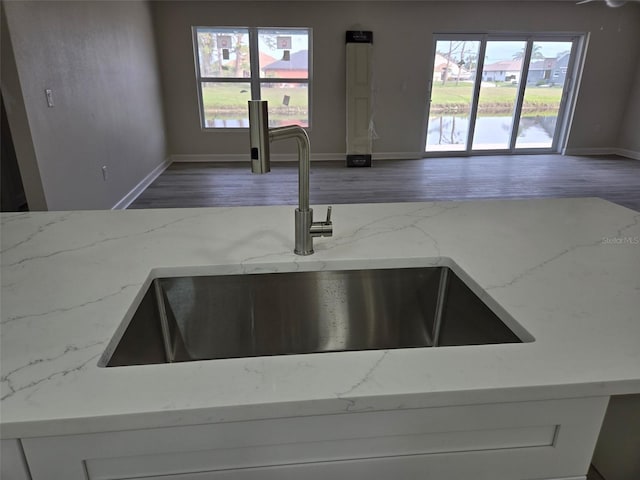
<box><xmin>101</xmin><ymin>166</ymin><xmax>108</xmax><ymax>181</ymax></box>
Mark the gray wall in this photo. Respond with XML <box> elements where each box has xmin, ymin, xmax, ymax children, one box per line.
<box><xmin>592</xmin><ymin>394</ymin><xmax>640</xmax><ymax>480</ymax></box>
<box><xmin>2</xmin><ymin>0</ymin><xmax>167</xmax><ymax>210</ymax></box>
<box><xmin>152</xmin><ymin>0</ymin><xmax>640</xmax><ymax>159</ymax></box>
<box><xmin>1</xmin><ymin>4</ymin><xmax>47</xmax><ymax>210</ymax></box>
<box><xmin>617</xmin><ymin>53</ymin><xmax>640</xmax><ymax>155</ymax></box>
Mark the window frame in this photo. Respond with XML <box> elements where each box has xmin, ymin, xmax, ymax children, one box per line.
<box><xmin>192</xmin><ymin>26</ymin><xmax>312</xmax><ymax>130</ymax></box>
<box><xmin>423</xmin><ymin>32</ymin><xmax>586</xmax><ymax>155</ymax></box>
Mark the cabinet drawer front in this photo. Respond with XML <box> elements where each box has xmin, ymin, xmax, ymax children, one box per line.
<box><xmin>87</xmin><ymin>425</ymin><xmax>557</xmax><ymax>479</ymax></box>
<box><xmin>103</xmin><ymin>457</ymin><xmax>588</xmax><ymax>480</ymax></box>
<box><xmin>22</xmin><ymin>397</ymin><xmax>607</xmax><ymax>480</ymax></box>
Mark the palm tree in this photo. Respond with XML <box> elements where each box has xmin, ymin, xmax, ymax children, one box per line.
<box><xmin>513</xmin><ymin>45</ymin><xmax>544</xmax><ymax>61</ymax></box>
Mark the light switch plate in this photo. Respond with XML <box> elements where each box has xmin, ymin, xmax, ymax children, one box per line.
<box><xmin>45</xmin><ymin>89</ymin><xmax>54</xmax><ymax>108</ymax></box>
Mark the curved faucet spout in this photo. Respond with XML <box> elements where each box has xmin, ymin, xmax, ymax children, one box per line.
<box><xmin>268</xmin><ymin>125</ymin><xmax>310</xmax><ymax>212</ymax></box>
<box><xmin>248</xmin><ymin>100</ymin><xmax>332</xmax><ymax>255</ymax></box>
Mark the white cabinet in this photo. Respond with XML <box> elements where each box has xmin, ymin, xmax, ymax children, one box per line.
<box><xmin>20</xmin><ymin>397</ymin><xmax>607</xmax><ymax>480</ymax></box>
<box><xmin>1</xmin><ymin>439</ymin><xmax>31</xmax><ymax>480</ymax></box>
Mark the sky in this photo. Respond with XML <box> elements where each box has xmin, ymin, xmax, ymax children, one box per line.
<box><xmin>437</xmin><ymin>40</ymin><xmax>573</xmax><ymax>63</ymax></box>
<box><xmin>485</xmin><ymin>41</ymin><xmax>573</xmax><ymax>62</ymax></box>
<box><xmin>258</xmin><ymin>30</ymin><xmax>309</xmax><ymax>57</ymax></box>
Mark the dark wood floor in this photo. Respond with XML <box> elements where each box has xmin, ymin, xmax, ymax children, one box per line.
<box><xmin>129</xmin><ymin>154</ymin><xmax>640</xmax><ymax>212</ymax></box>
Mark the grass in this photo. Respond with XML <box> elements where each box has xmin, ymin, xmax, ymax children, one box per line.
<box><xmin>202</xmin><ymin>83</ymin><xmax>252</xmax><ymax>111</ymax></box>
<box><xmin>201</xmin><ymin>82</ymin><xmax>561</xmax><ymax>120</ymax></box>
<box><xmin>202</xmin><ymin>83</ymin><xmax>308</xmax><ymax>113</ymax></box>
<box><xmin>431</xmin><ymin>82</ymin><xmax>563</xmax><ymax>112</ymax></box>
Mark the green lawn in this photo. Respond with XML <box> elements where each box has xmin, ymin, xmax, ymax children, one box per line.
<box><xmin>201</xmin><ymin>82</ymin><xmax>560</xmax><ymax>120</ymax></box>
<box><xmin>431</xmin><ymin>83</ymin><xmax>563</xmax><ymax>111</ymax></box>
<box><xmin>202</xmin><ymin>83</ymin><xmax>308</xmax><ymax>113</ymax></box>
<box><xmin>202</xmin><ymin>83</ymin><xmax>251</xmax><ymax>111</ymax></box>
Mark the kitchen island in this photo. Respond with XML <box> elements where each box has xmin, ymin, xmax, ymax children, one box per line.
<box><xmin>1</xmin><ymin>198</ymin><xmax>639</xmax><ymax>479</ymax></box>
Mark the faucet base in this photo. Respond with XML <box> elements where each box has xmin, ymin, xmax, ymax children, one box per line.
<box><xmin>294</xmin><ymin>208</ymin><xmax>314</xmax><ymax>256</ymax></box>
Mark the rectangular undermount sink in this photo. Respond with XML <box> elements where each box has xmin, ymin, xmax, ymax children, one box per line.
<box><xmin>100</xmin><ymin>266</ymin><xmax>532</xmax><ymax>367</ymax></box>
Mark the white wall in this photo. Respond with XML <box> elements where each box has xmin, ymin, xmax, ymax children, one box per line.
<box><xmin>152</xmin><ymin>0</ymin><xmax>640</xmax><ymax>160</ymax></box>
<box><xmin>2</xmin><ymin>0</ymin><xmax>167</xmax><ymax>210</ymax></box>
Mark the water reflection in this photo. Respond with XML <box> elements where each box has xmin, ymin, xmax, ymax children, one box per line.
<box><xmin>204</xmin><ymin>116</ymin><xmax>306</xmax><ymax>128</ymax></box>
<box><xmin>205</xmin><ymin>118</ymin><xmax>250</xmax><ymax>128</ymax></box>
<box><xmin>426</xmin><ymin>113</ymin><xmax>557</xmax><ymax>151</ymax></box>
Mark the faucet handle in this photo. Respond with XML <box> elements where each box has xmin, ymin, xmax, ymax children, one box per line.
<box><xmin>311</xmin><ymin>206</ymin><xmax>333</xmax><ymax>238</ymax></box>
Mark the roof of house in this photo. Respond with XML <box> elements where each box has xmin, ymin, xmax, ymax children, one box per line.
<box><xmin>262</xmin><ymin>50</ymin><xmax>308</xmax><ymax>71</ymax></box>
<box><xmin>259</xmin><ymin>52</ymin><xmax>276</xmax><ymax>68</ymax></box>
<box><xmin>483</xmin><ymin>60</ymin><xmax>522</xmax><ymax>72</ymax></box>
<box><xmin>433</xmin><ymin>53</ymin><xmax>464</xmax><ymax>74</ymax></box>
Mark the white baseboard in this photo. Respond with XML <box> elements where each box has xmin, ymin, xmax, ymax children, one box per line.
<box><xmin>563</xmin><ymin>147</ymin><xmax>640</xmax><ymax>160</ymax></box>
<box><xmin>547</xmin><ymin>477</ymin><xmax>586</xmax><ymax>480</ymax></box>
<box><xmin>373</xmin><ymin>152</ymin><xmax>424</xmax><ymax>160</ymax></box>
<box><xmin>614</xmin><ymin>148</ymin><xmax>640</xmax><ymax>160</ymax></box>
<box><xmin>562</xmin><ymin>147</ymin><xmax>617</xmax><ymax>156</ymax></box>
<box><xmin>171</xmin><ymin>153</ymin><xmax>345</xmax><ymax>162</ymax></box>
<box><xmin>171</xmin><ymin>154</ymin><xmax>250</xmax><ymax>162</ymax></box>
<box><xmin>112</xmin><ymin>158</ymin><xmax>172</xmax><ymax>210</ymax></box>
<box><xmin>171</xmin><ymin>152</ymin><xmax>424</xmax><ymax>163</ymax></box>
<box><xmin>531</xmin><ymin>477</ymin><xmax>585</xmax><ymax>480</ymax></box>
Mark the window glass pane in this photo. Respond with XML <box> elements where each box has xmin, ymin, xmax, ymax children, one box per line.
<box><xmin>201</xmin><ymin>82</ymin><xmax>251</xmax><ymax>128</ymax></box>
<box><xmin>472</xmin><ymin>41</ymin><xmax>526</xmax><ymax>150</ymax></box>
<box><xmin>426</xmin><ymin>40</ymin><xmax>481</xmax><ymax>152</ymax></box>
<box><xmin>196</xmin><ymin>28</ymin><xmax>250</xmax><ymax>78</ymax></box>
<box><xmin>515</xmin><ymin>41</ymin><xmax>573</xmax><ymax>149</ymax></box>
<box><xmin>259</xmin><ymin>29</ymin><xmax>309</xmax><ymax>79</ymax></box>
<box><xmin>260</xmin><ymin>82</ymin><xmax>308</xmax><ymax>127</ymax></box>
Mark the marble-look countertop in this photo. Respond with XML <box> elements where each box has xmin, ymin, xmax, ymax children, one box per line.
<box><xmin>1</xmin><ymin>198</ymin><xmax>639</xmax><ymax>439</ymax></box>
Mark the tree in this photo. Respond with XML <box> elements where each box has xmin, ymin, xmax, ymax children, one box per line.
<box><xmin>232</xmin><ymin>33</ymin><xmax>249</xmax><ymax>77</ymax></box>
<box><xmin>513</xmin><ymin>45</ymin><xmax>544</xmax><ymax>61</ymax></box>
<box><xmin>196</xmin><ymin>31</ymin><xmax>250</xmax><ymax>77</ymax></box>
<box><xmin>437</xmin><ymin>41</ymin><xmax>476</xmax><ymax>85</ymax></box>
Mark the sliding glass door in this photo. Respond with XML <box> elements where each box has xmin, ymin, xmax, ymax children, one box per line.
<box><xmin>425</xmin><ymin>34</ymin><xmax>581</xmax><ymax>154</ymax></box>
<box><xmin>425</xmin><ymin>39</ymin><xmax>481</xmax><ymax>152</ymax></box>
<box><xmin>515</xmin><ymin>40</ymin><xmax>574</xmax><ymax>149</ymax></box>
<box><xmin>472</xmin><ymin>40</ymin><xmax>526</xmax><ymax>150</ymax></box>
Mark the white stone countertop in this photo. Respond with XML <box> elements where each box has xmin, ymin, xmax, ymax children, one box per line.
<box><xmin>1</xmin><ymin>198</ymin><xmax>639</xmax><ymax>439</ymax></box>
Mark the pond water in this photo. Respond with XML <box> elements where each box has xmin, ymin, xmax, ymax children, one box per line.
<box><xmin>204</xmin><ymin>116</ymin><xmax>308</xmax><ymax>128</ymax></box>
<box><xmin>204</xmin><ymin>112</ymin><xmax>558</xmax><ymax>151</ymax></box>
<box><xmin>426</xmin><ymin>113</ymin><xmax>558</xmax><ymax>151</ymax></box>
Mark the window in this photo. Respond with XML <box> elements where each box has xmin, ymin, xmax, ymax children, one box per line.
<box><xmin>425</xmin><ymin>34</ymin><xmax>583</xmax><ymax>153</ymax></box>
<box><xmin>193</xmin><ymin>27</ymin><xmax>311</xmax><ymax>129</ymax></box>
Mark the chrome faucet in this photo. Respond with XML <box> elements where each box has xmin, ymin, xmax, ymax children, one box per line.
<box><xmin>248</xmin><ymin>100</ymin><xmax>333</xmax><ymax>255</ymax></box>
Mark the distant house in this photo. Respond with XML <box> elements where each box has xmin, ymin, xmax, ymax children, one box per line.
<box><xmin>432</xmin><ymin>53</ymin><xmax>473</xmax><ymax>82</ymax></box>
<box><xmin>259</xmin><ymin>52</ymin><xmax>276</xmax><ymax>70</ymax></box>
<box><xmin>551</xmin><ymin>52</ymin><xmax>570</xmax><ymax>86</ymax></box>
<box><xmin>527</xmin><ymin>53</ymin><xmax>570</xmax><ymax>85</ymax></box>
<box><xmin>528</xmin><ymin>58</ymin><xmax>556</xmax><ymax>84</ymax></box>
<box><xmin>262</xmin><ymin>50</ymin><xmax>308</xmax><ymax>78</ymax></box>
<box><xmin>481</xmin><ymin>60</ymin><xmax>522</xmax><ymax>82</ymax></box>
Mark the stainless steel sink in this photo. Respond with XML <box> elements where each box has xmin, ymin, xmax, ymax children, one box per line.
<box><xmin>100</xmin><ymin>266</ymin><xmax>530</xmax><ymax>367</ymax></box>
